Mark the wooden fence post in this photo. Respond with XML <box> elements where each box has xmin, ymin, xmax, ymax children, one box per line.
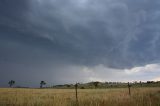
<box><xmin>128</xmin><ymin>82</ymin><xmax>131</xmax><ymax>96</ymax></box>
<box><xmin>75</xmin><ymin>83</ymin><xmax>78</xmax><ymax>102</ymax></box>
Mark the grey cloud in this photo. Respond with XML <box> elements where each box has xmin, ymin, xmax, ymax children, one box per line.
<box><xmin>1</xmin><ymin>0</ymin><xmax>160</xmax><ymax>86</ymax></box>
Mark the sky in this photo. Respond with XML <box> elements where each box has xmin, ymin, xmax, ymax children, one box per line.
<box><xmin>0</xmin><ymin>0</ymin><xmax>160</xmax><ymax>87</ymax></box>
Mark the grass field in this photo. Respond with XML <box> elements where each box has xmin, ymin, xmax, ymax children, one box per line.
<box><xmin>0</xmin><ymin>87</ymin><xmax>160</xmax><ymax>106</ymax></box>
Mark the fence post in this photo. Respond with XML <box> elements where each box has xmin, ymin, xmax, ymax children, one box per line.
<box><xmin>75</xmin><ymin>83</ymin><xmax>78</xmax><ymax>102</ymax></box>
<box><xmin>128</xmin><ymin>82</ymin><xmax>131</xmax><ymax>96</ymax></box>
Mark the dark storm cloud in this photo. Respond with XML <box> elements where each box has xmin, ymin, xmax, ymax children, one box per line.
<box><xmin>1</xmin><ymin>0</ymin><xmax>160</xmax><ymax>86</ymax></box>
<box><xmin>25</xmin><ymin>0</ymin><xmax>160</xmax><ymax>68</ymax></box>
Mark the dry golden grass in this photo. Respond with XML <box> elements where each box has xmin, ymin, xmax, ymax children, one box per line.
<box><xmin>0</xmin><ymin>87</ymin><xmax>160</xmax><ymax>106</ymax></box>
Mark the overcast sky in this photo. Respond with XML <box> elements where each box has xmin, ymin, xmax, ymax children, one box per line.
<box><xmin>0</xmin><ymin>0</ymin><xmax>160</xmax><ymax>87</ymax></box>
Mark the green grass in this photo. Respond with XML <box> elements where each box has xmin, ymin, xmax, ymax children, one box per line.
<box><xmin>0</xmin><ymin>87</ymin><xmax>160</xmax><ymax>106</ymax></box>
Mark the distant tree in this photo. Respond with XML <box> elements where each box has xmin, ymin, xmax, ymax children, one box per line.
<box><xmin>80</xmin><ymin>86</ymin><xmax>85</xmax><ymax>89</ymax></box>
<box><xmin>40</xmin><ymin>81</ymin><xmax>46</xmax><ymax>88</ymax></box>
<box><xmin>8</xmin><ymin>80</ymin><xmax>15</xmax><ymax>87</ymax></box>
<box><xmin>147</xmin><ymin>81</ymin><xmax>154</xmax><ymax>84</ymax></box>
<box><xmin>140</xmin><ymin>81</ymin><xmax>142</xmax><ymax>87</ymax></box>
<box><xmin>93</xmin><ymin>81</ymin><xmax>99</xmax><ymax>88</ymax></box>
<box><xmin>66</xmin><ymin>84</ymin><xmax>71</xmax><ymax>88</ymax></box>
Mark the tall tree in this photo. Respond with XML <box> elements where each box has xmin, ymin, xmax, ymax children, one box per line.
<box><xmin>8</xmin><ymin>80</ymin><xmax>15</xmax><ymax>87</ymax></box>
<box><xmin>93</xmin><ymin>81</ymin><xmax>99</xmax><ymax>89</ymax></box>
<box><xmin>40</xmin><ymin>81</ymin><xmax>46</xmax><ymax>88</ymax></box>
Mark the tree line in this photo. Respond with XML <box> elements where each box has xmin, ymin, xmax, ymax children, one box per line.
<box><xmin>7</xmin><ymin>80</ymin><xmax>160</xmax><ymax>88</ymax></box>
<box><xmin>8</xmin><ymin>80</ymin><xmax>46</xmax><ymax>88</ymax></box>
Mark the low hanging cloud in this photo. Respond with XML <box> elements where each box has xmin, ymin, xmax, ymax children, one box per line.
<box><xmin>0</xmin><ymin>0</ymin><xmax>160</xmax><ymax>86</ymax></box>
<box><xmin>80</xmin><ymin>63</ymin><xmax>160</xmax><ymax>82</ymax></box>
